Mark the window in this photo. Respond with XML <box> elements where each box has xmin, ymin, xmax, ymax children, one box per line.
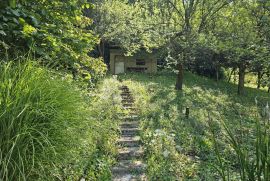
<box><xmin>127</xmin><ymin>67</ymin><xmax>147</xmax><ymax>72</ymax></box>
<box><xmin>136</xmin><ymin>59</ymin><xmax>146</xmax><ymax>66</ymax></box>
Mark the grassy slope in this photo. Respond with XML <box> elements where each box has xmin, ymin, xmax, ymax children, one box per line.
<box><xmin>119</xmin><ymin>71</ymin><xmax>270</xmax><ymax>180</ymax></box>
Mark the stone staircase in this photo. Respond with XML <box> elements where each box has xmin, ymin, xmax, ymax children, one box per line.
<box><xmin>112</xmin><ymin>85</ymin><xmax>146</xmax><ymax>181</ymax></box>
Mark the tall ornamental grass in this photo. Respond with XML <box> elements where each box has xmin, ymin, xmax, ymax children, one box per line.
<box><xmin>0</xmin><ymin>61</ymin><xmax>93</xmax><ymax>180</ymax></box>
<box><xmin>211</xmin><ymin>102</ymin><xmax>270</xmax><ymax>181</ymax></box>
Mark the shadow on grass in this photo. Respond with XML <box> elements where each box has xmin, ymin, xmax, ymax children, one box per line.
<box><xmin>118</xmin><ymin>71</ymin><xmax>270</xmax><ymax>179</ymax></box>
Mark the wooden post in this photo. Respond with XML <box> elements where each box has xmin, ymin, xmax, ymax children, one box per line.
<box><xmin>185</xmin><ymin>107</ymin><xmax>190</xmax><ymax>119</ymax></box>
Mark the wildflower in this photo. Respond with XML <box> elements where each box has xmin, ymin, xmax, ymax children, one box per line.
<box><xmin>163</xmin><ymin>149</ymin><xmax>170</xmax><ymax>158</ymax></box>
<box><xmin>176</xmin><ymin>145</ymin><xmax>182</xmax><ymax>152</ymax></box>
<box><xmin>266</xmin><ymin>102</ymin><xmax>270</xmax><ymax>121</ymax></box>
<box><xmin>154</xmin><ymin>129</ymin><xmax>164</xmax><ymax>136</ymax></box>
<box><xmin>255</xmin><ymin>96</ymin><xmax>258</xmax><ymax>106</ymax></box>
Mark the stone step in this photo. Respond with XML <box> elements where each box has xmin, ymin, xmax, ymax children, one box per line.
<box><xmin>123</xmin><ymin>106</ymin><xmax>135</xmax><ymax>109</ymax></box>
<box><xmin>113</xmin><ymin>173</ymin><xmax>147</xmax><ymax>181</ymax></box>
<box><xmin>122</xmin><ymin>100</ymin><xmax>135</xmax><ymax>104</ymax></box>
<box><xmin>121</xmin><ymin>128</ymin><xmax>140</xmax><ymax>136</ymax></box>
<box><xmin>119</xmin><ymin>112</ymin><xmax>138</xmax><ymax>118</ymax></box>
<box><xmin>121</xmin><ymin>94</ymin><xmax>133</xmax><ymax>97</ymax></box>
<box><xmin>122</xmin><ymin>99</ymin><xmax>134</xmax><ymax>103</ymax></box>
<box><xmin>118</xmin><ymin>147</ymin><xmax>144</xmax><ymax>160</ymax></box>
<box><xmin>122</xmin><ymin>97</ymin><xmax>133</xmax><ymax>100</ymax></box>
<box><xmin>121</xmin><ymin>121</ymin><xmax>139</xmax><ymax>129</ymax></box>
<box><xmin>122</xmin><ymin>90</ymin><xmax>131</xmax><ymax>93</ymax></box>
<box><xmin>121</xmin><ymin>115</ymin><xmax>139</xmax><ymax>121</ymax></box>
<box><xmin>122</xmin><ymin>96</ymin><xmax>133</xmax><ymax>100</ymax></box>
<box><xmin>118</xmin><ymin>136</ymin><xmax>141</xmax><ymax>147</ymax></box>
<box><xmin>112</xmin><ymin>160</ymin><xmax>146</xmax><ymax>175</ymax></box>
<box><xmin>120</xmin><ymin>86</ymin><xmax>128</xmax><ymax>89</ymax></box>
<box><xmin>120</xmin><ymin>91</ymin><xmax>132</xmax><ymax>95</ymax></box>
<box><xmin>122</xmin><ymin>96</ymin><xmax>134</xmax><ymax>99</ymax></box>
<box><xmin>123</xmin><ymin>107</ymin><xmax>136</xmax><ymax>111</ymax></box>
<box><xmin>121</xmin><ymin>92</ymin><xmax>132</xmax><ymax>95</ymax></box>
<box><xmin>123</xmin><ymin>103</ymin><xmax>133</xmax><ymax>107</ymax></box>
<box><xmin>121</xmin><ymin>94</ymin><xmax>134</xmax><ymax>100</ymax></box>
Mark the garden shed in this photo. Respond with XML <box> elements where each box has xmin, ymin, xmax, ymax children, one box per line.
<box><xmin>109</xmin><ymin>49</ymin><xmax>157</xmax><ymax>74</ymax></box>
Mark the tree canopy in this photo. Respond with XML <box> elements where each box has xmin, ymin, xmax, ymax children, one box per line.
<box><xmin>91</xmin><ymin>0</ymin><xmax>270</xmax><ymax>94</ymax></box>
<box><xmin>0</xmin><ymin>0</ymin><xmax>107</xmax><ymax>83</ymax></box>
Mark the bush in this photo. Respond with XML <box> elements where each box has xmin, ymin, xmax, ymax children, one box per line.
<box><xmin>0</xmin><ymin>61</ymin><xmax>119</xmax><ymax>180</ymax></box>
<box><xmin>0</xmin><ymin>1</ymin><xmax>107</xmax><ymax>85</ymax></box>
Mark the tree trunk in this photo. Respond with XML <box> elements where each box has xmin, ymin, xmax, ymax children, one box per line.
<box><xmin>228</xmin><ymin>68</ymin><xmax>235</xmax><ymax>83</ymax></box>
<box><xmin>175</xmin><ymin>63</ymin><xmax>184</xmax><ymax>90</ymax></box>
<box><xmin>238</xmin><ymin>65</ymin><xmax>246</xmax><ymax>95</ymax></box>
<box><xmin>98</xmin><ymin>39</ymin><xmax>105</xmax><ymax>58</ymax></box>
<box><xmin>267</xmin><ymin>73</ymin><xmax>270</xmax><ymax>93</ymax></box>
<box><xmin>257</xmin><ymin>71</ymin><xmax>262</xmax><ymax>89</ymax></box>
<box><xmin>216</xmin><ymin>64</ymin><xmax>219</xmax><ymax>82</ymax></box>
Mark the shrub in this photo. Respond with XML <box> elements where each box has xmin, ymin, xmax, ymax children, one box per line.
<box><xmin>0</xmin><ymin>1</ymin><xmax>107</xmax><ymax>85</ymax></box>
<box><xmin>0</xmin><ymin>61</ymin><xmax>119</xmax><ymax>180</ymax></box>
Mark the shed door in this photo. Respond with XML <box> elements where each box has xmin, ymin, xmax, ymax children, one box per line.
<box><xmin>115</xmin><ymin>61</ymin><xmax>125</xmax><ymax>74</ymax></box>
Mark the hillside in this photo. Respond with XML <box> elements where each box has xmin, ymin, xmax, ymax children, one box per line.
<box><xmin>119</xmin><ymin>72</ymin><xmax>270</xmax><ymax>180</ymax></box>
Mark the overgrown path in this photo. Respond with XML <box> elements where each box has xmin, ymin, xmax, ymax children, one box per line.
<box><xmin>112</xmin><ymin>85</ymin><xmax>146</xmax><ymax>181</ymax></box>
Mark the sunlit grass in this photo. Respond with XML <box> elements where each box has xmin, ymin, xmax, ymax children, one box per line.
<box><xmin>120</xmin><ymin>71</ymin><xmax>270</xmax><ymax>180</ymax></box>
<box><xmin>0</xmin><ymin>61</ymin><xmax>121</xmax><ymax>180</ymax></box>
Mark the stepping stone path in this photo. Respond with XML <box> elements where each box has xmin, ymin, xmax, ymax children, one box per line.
<box><xmin>112</xmin><ymin>85</ymin><xmax>147</xmax><ymax>181</ymax></box>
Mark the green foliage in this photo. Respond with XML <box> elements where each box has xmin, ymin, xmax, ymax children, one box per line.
<box><xmin>93</xmin><ymin>0</ymin><xmax>270</xmax><ymax>92</ymax></box>
<box><xmin>0</xmin><ymin>60</ymin><xmax>120</xmax><ymax>180</ymax></box>
<box><xmin>0</xmin><ymin>0</ymin><xmax>106</xmax><ymax>84</ymax></box>
<box><xmin>211</xmin><ymin>103</ymin><xmax>270</xmax><ymax>181</ymax></box>
<box><xmin>92</xmin><ymin>0</ymin><xmax>166</xmax><ymax>55</ymax></box>
<box><xmin>143</xmin><ymin>130</ymin><xmax>191</xmax><ymax>180</ymax></box>
<box><xmin>120</xmin><ymin>72</ymin><xmax>270</xmax><ymax>180</ymax></box>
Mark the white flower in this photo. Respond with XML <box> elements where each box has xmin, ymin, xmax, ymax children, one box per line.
<box><xmin>266</xmin><ymin>102</ymin><xmax>270</xmax><ymax>121</ymax></box>
<box><xmin>163</xmin><ymin>149</ymin><xmax>170</xmax><ymax>158</ymax></box>
<box><xmin>176</xmin><ymin>145</ymin><xmax>182</xmax><ymax>152</ymax></box>
<box><xmin>255</xmin><ymin>96</ymin><xmax>258</xmax><ymax>106</ymax></box>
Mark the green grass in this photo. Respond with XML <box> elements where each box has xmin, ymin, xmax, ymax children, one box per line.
<box><xmin>119</xmin><ymin>71</ymin><xmax>270</xmax><ymax>180</ymax></box>
<box><xmin>0</xmin><ymin>61</ymin><xmax>121</xmax><ymax>180</ymax></box>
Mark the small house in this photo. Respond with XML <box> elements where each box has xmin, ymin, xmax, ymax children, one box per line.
<box><xmin>109</xmin><ymin>49</ymin><xmax>157</xmax><ymax>74</ymax></box>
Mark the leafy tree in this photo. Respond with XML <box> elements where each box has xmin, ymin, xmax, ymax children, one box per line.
<box><xmin>0</xmin><ymin>0</ymin><xmax>107</xmax><ymax>83</ymax></box>
<box><xmin>203</xmin><ymin>0</ymin><xmax>269</xmax><ymax>95</ymax></box>
<box><xmin>94</xmin><ymin>0</ymin><xmax>232</xmax><ymax>90</ymax></box>
<box><xmin>143</xmin><ymin>0</ymin><xmax>233</xmax><ymax>90</ymax></box>
<box><xmin>91</xmin><ymin>0</ymin><xmax>165</xmax><ymax>57</ymax></box>
<box><xmin>251</xmin><ymin>0</ymin><xmax>270</xmax><ymax>91</ymax></box>
<box><xmin>92</xmin><ymin>0</ymin><xmax>269</xmax><ymax>94</ymax></box>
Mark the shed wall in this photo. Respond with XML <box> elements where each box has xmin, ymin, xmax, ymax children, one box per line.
<box><xmin>110</xmin><ymin>51</ymin><xmax>157</xmax><ymax>74</ymax></box>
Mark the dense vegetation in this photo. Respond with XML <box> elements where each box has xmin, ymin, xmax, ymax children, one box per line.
<box><xmin>0</xmin><ymin>0</ymin><xmax>270</xmax><ymax>180</ymax></box>
<box><xmin>0</xmin><ymin>61</ymin><xmax>122</xmax><ymax>180</ymax></box>
<box><xmin>0</xmin><ymin>0</ymin><xmax>106</xmax><ymax>83</ymax></box>
<box><xmin>0</xmin><ymin>0</ymin><xmax>115</xmax><ymax>180</ymax></box>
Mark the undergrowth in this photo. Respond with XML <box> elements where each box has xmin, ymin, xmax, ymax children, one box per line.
<box><xmin>0</xmin><ymin>61</ymin><xmax>121</xmax><ymax>180</ymax></box>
